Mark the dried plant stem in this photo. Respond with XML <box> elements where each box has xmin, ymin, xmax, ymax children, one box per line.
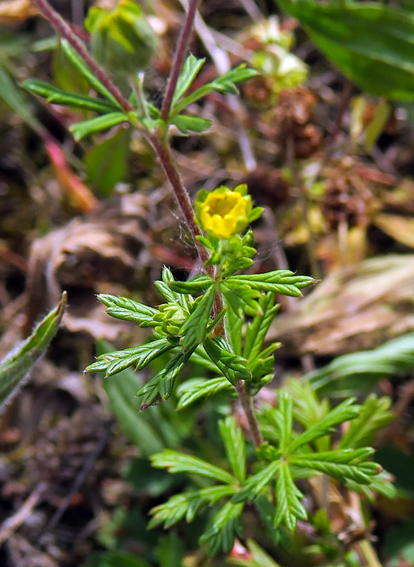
<box><xmin>30</xmin><ymin>0</ymin><xmax>132</xmax><ymax>113</ymax></box>
<box><xmin>160</xmin><ymin>0</ymin><xmax>199</xmax><ymax>120</ymax></box>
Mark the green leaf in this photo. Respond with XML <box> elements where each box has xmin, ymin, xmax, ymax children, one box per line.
<box><xmin>200</xmin><ymin>501</ymin><xmax>244</xmax><ymax>555</ymax></box>
<box><xmin>253</xmin><ymin>498</ymin><xmax>281</xmax><ymax>546</ymax></box>
<box><xmin>289</xmin><ymin>454</ymin><xmax>381</xmax><ymax>485</ymax></box>
<box><xmin>307</xmin><ymin>333</ymin><xmax>414</xmax><ymax>397</ymax></box>
<box><xmin>172</xmin><ymin>64</ymin><xmax>258</xmax><ymax>115</ymax></box>
<box><xmin>244</xmin><ymin>293</ymin><xmax>280</xmax><ymax>361</ymax></box>
<box><xmin>339</xmin><ymin>394</ymin><xmax>393</xmax><ymax>450</ymax></box>
<box><xmin>155</xmin><ymin>268</ymin><xmax>192</xmax><ymax>311</ymax></box>
<box><xmin>86</xmin><ymin>339</ymin><xmax>175</xmax><ymax>376</ymax></box>
<box><xmin>85</xmin><ymin>127</ymin><xmax>130</xmax><ymax>196</ymax></box>
<box><xmin>172</xmin><ymin>54</ymin><xmax>205</xmax><ymax>107</ymax></box>
<box><xmin>226</xmin><ymin>271</ymin><xmax>314</xmax><ymax>296</ymax></box>
<box><xmin>274</xmin><ymin>462</ymin><xmax>307</xmax><ymax>531</ymax></box>
<box><xmin>136</xmin><ymin>347</ymin><xmax>196</xmax><ymax>409</ymax></box>
<box><xmin>84</xmin><ymin>550</ymin><xmax>151</xmax><ymax>567</ymax></box>
<box><xmin>168</xmin><ymin>275</ymin><xmax>215</xmax><ymax>294</ymax></box>
<box><xmin>220</xmin><ymin>282</ymin><xmax>261</xmax><ymax>318</ymax></box>
<box><xmin>219</xmin><ymin>417</ymin><xmax>246</xmax><ymax>482</ymax></box>
<box><xmin>274</xmin><ymin>391</ymin><xmax>293</xmax><ymax>452</ymax></box>
<box><xmin>204</xmin><ymin>337</ymin><xmax>251</xmax><ymax>386</ymax></box>
<box><xmin>225</xmin><ymin>305</ymin><xmax>243</xmax><ymax>356</ymax></box>
<box><xmin>21</xmin><ymin>79</ymin><xmax>119</xmax><ymax>113</ymax></box>
<box><xmin>98</xmin><ymin>294</ymin><xmax>158</xmax><ymax>327</ymax></box>
<box><xmin>233</xmin><ymin>461</ymin><xmax>280</xmax><ymax>503</ymax></box>
<box><xmin>70</xmin><ymin>112</ymin><xmax>129</xmax><ymax>141</ymax></box>
<box><xmin>181</xmin><ymin>286</ymin><xmax>216</xmax><ymax>348</ymax></box>
<box><xmin>60</xmin><ymin>39</ymin><xmax>121</xmax><ymax>106</ymax></box>
<box><xmin>177</xmin><ymin>377</ymin><xmax>233</xmax><ymax>409</ymax></box>
<box><xmin>171</xmin><ymin>114</ymin><xmax>213</xmax><ymax>134</ymax></box>
<box><xmin>151</xmin><ymin>449</ymin><xmax>237</xmax><ymax>485</ymax></box>
<box><xmin>96</xmin><ymin>341</ymin><xmax>165</xmax><ymax>456</ymax></box>
<box><xmin>149</xmin><ymin>485</ymin><xmax>236</xmax><ymax>529</ymax></box>
<box><xmin>0</xmin><ymin>62</ymin><xmax>41</xmax><ymax>134</ymax></box>
<box><xmin>276</xmin><ymin>0</ymin><xmax>414</xmax><ymax>100</ymax></box>
<box><xmin>288</xmin><ymin>398</ymin><xmax>360</xmax><ymax>453</ymax></box>
<box><xmin>0</xmin><ymin>293</ymin><xmax>66</xmax><ymax>412</ymax></box>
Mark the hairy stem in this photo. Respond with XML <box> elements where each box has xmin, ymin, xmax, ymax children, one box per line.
<box><xmin>31</xmin><ymin>0</ymin><xmax>133</xmax><ymax>113</ymax></box>
<box><xmin>160</xmin><ymin>0</ymin><xmax>199</xmax><ymax>120</ymax></box>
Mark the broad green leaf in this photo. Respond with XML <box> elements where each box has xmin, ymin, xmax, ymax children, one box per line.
<box><xmin>96</xmin><ymin>341</ymin><xmax>165</xmax><ymax>455</ymax></box>
<box><xmin>244</xmin><ymin>293</ymin><xmax>279</xmax><ymax>360</ymax></box>
<box><xmin>172</xmin><ymin>54</ymin><xmax>205</xmax><ymax>107</ymax></box>
<box><xmin>84</xmin><ymin>550</ymin><xmax>151</xmax><ymax>567</ymax></box>
<box><xmin>0</xmin><ymin>293</ymin><xmax>66</xmax><ymax>412</ymax></box>
<box><xmin>149</xmin><ymin>485</ymin><xmax>236</xmax><ymax>529</ymax></box>
<box><xmin>225</xmin><ymin>305</ymin><xmax>243</xmax><ymax>356</ymax></box>
<box><xmin>86</xmin><ymin>339</ymin><xmax>174</xmax><ymax>376</ymax></box>
<box><xmin>253</xmin><ymin>497</ymin><xmax>281</xmax><ymax>546</ymax></box>
<box><xmin>339</xmin><ymin>394</ymin><xmax>393</xmax><ymax>450</ymax></box>
<box><xmin>204</xmin><ymin>337</ymin><xmax>251</xmax><ymax>386</ymax></box>
<box><xmin>60</xmin><ymin>39</ymin><xmax>121</xmax><ymax>105</ymax></box>
<box><xmin>69</xmin><ymin>112</ymin><xmax>129</xmax><ymax>141</ymax></box>
<box><xmin>151</xmin><ymin>449</ymin><xmax>236</xmax><ymax>485</ymax></box>
<box><xmin>277</xmin><ymin>0</ymin><xmax>414</xmax><ymax>100</ymax></box>
<box><xmin>85</xmin><ymin>127</ymin><xmax>130</xmax><ymax>196</ymax></box>
<box><xmin>98</xmin><ymin>293</ymin><xmax>158</xmax><ymax>327</ymax></box>
<box><xmin>288</xmin><ymin>398</ymin><xmax>360</xmax><ymax>453</ymax></box>
<box><xmin>200</xmin><ymin>501</ymin><xmax>244</xmax><ymax>555</ymax></box>
<box><xmin>219</xmin><ymin>417</ymin><xmax>246</xmax><ymax>482</ymax></box>
<box><xmin>227</xmin><ymin>271</ymin><xmax>314</xmax><ymax>296</ymax></box>
<box><xmin>181</xmin><ymin>286</ymin><xmax>216</xmax><ymax>348</ymax></box>
<box><xmin>177</xmin><ymin>377</ymin><xmax>233</xmax><ymax>409</ymax></box>
<box><xmin>21</xmin><ymin>79</ymin><xmax>119</xmax><ymax>113</ymax></box>
<box><xmin>274</xmin><ymin>462</ymin><xmax>307</xmax><ymax>531</ymax></box>
<box><xmin>171</xmin><ymin>114</ymin><xmax>213</xmax><ymax>134</ymax></box>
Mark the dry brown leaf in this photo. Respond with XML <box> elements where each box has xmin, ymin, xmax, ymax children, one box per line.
<box><xmin>0</xmin><ymin>0</ymin><xmax>37</xmax><ymax>25</ymax></box>
<box><xmin>268</xmin><ymin>255</ymin><xmax>414</xmax><ymax>356</ymax></box>
<box><xmin>374</xmin><ymin>213</ymin><xmax>414</xmax><ymax>249</ymax></box>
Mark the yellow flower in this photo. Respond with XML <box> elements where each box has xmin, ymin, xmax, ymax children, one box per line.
<box><xmin>196</xmin><ymin>186</ymin><xmax>251</xmax><ymax>239</ymax></box>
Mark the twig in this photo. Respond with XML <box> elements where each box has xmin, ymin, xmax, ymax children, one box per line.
<box><xmin>30</xmin><ymin>0</ymin><xmax>133</xmax><ymax>113</ymax></box>
<box><xmin>0</xmin><ymin>482</ymin><xmax>48</xmax><ymax>544</ymax></box>
<box><xmin>161</xmin><ymin>0</ymin><xmax>199</xmax><ymax>120</ymax></box>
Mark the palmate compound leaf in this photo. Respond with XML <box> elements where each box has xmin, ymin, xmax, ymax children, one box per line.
<box><xmin>148</xmin><ymin>485</ymin><xmax>237</xmax><ymax>529</ymax></box>
<box><xmin>199</xmin><ymin>501</ymin><xmax>245</xmax><ymax>555</ymax></box>
<box><xmin>0</xmin><ymin>293</ymin><xmax>66</xmax><ymax>412</ymax></box>
<box><xmin>226</xmin><ymin>271</ymin><xmax>314</xmax><ymax>296</ymax></box>
<box><xmin>97</xmin><ymin>293</ymin><xmax>158</xmax><ymax>327</ymax></box>
<box><xmin>219</xmin><ymin>417</ymin><xmax>246</xmax><ymax>483</ymax></box>
<box><xmin>203</xmin><ymin>337</ymin><xmax>251</xmax><ymax>386</ymax></box>
<box><xmin>85</xmin><ymin>339</ymin><xmax>175</xmax><ymax>376</ymax></box>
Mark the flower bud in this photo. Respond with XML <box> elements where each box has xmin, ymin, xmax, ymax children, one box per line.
<box><xmin>85</xmin><ymin>0</ymin><xmax>158</xmax><ymax>75</ymax></box>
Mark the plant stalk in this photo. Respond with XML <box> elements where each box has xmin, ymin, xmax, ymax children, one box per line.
<box><xmin>160</xmin><ymin>0</ymin><xmax>199</xmax><ymax>120</ymax></box>
<box><xmin>30</xmin><ymin>0</ymin><xmax>133</xmax><ymax>113</ymax></box>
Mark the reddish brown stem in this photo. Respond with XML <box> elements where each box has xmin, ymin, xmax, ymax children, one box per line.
<box><xmin>160</xmin><ymin>0</ymin><xmax>199</xmax><ymax>120</ymax></box>
<box><xmin>31</xmin><ymin>0</ymin><xmax>133</xmax><ymax>113</ymax></box>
